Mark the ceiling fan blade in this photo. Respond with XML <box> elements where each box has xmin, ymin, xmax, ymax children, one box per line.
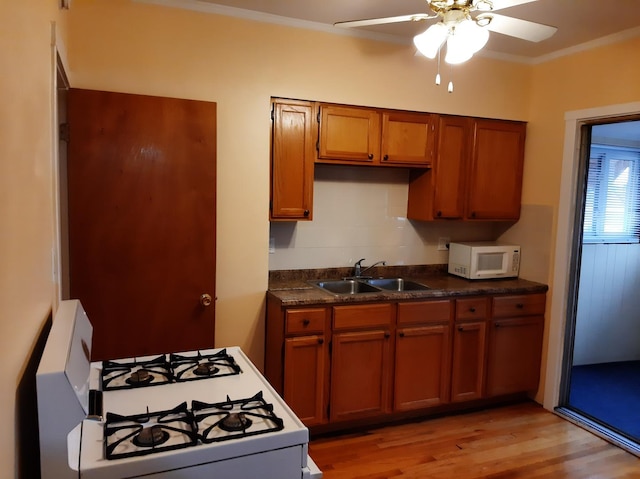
<box><xmin>334</xmin><ymin>13</ymin><xmax>433</xmax><ymax>29</ymax></box>
<box><xmin>481</xmin><ymin>13</ymin><xmax>557</xmax><ymax>42</ymax></box>
<box><xmin>478</xmin><ymin>0</ymin><xmax>538</xmax><ymax>12</ymax></box>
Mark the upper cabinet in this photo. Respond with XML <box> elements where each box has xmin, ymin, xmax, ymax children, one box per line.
<box><xmin>270</xmin><ymin>99</ymin><xmax>315</xmax><ymax>221</ymax></box>
<box><xmin>407</xmin><ymin>116</ymin><xmax>526</xmax><ymax>221</ymax></box>
<box><xmin>317</xmin><ymin>103</ymin><xmax>436</xmax><ymax>168</ymax></box>
<box><xmin>270</xmin><ymin>97</ymin><xmax>527</xmax><ymax>222</ymax></box>
<box><xmin>467</xmin><ymin>119</ymin><xmax>526</xmax><ymax>220</ymax></box>
<box><xmin>317</xmin><ymin>105</ymin><xmax>381</xmax><ymax>164</ymax></box>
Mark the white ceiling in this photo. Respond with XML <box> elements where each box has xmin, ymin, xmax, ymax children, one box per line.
<box><xmin>188</xmin><ymin>0</ymin><xmax>640</xmax><ymax>61</ymax></box>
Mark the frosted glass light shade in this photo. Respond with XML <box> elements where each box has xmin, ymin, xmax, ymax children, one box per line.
<box><xmin>413</xmin><ymin>22</ymin><xmax>448</xmax><ymax>59</ymax></box>
<box><xmin>445</xmin><ymin>19</ymin><xmax>489</xmax><ymax>64</ymax></box>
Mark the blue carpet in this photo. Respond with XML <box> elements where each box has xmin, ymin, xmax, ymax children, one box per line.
<box><xmin>569</xmin><ymin>361</ymin><xmax>640</xmax><ymax>441</ymax></box>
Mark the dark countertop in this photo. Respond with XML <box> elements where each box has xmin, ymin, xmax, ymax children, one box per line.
<box><xmin>267</xmin><ymin>265</ymin><xmax>548</xmax><ymax>307</ymax></box>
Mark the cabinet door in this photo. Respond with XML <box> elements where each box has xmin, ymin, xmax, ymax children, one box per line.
<box><xmin>450</xmin><ymin>321</ymin><xmax>486</xmax><ymax>402</ymax></box>
<box><xmin>317</xmin><ymin>105</ymin><xmax>381</xmax><ymax>163</ymax></box>
<box><xmin>380</xmin><ymin>111</ymin><xmax>436</xmax><ymax>167</ymax></box>
<box><xmin>270</xmin><ymin>99</ymin><xmax>315</xmax><ymax>220</ymax></box>
<box><xmin>466</xmin><ymin>119</ymin><xmax>526</xmax><ymax>220</ymax></box>
<box><xmin>394</xmin><ymin>324</ymin><xmax>451</xmax><ymax>411</ymax></box>
<box><xmin>485</xmin><ymin>316</ymin><xmax>544</xmax><ymax>397</ymax></box>
<box><xmin>284</xmin><ymin>335</ymin><xmax>328</xmax><ymax>426</ymax></box>
<box><xmin>330</xmin><ymin>329</ymin><xmax>392</xmax><ymax>421</ymax></box>
<box><xmin>432</xmin><ymin>116</ymin><xmax>471</xmax><ymax>219</ymax></box>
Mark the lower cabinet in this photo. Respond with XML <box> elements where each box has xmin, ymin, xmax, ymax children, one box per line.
<box><xmin>450</xmin><ymin>321</ymin><xmax>486</xmax><ymax>402</ymax></box>
<box><xmin>330</xmin><ymin>329</ymin><xmax>392</xmax><ymax>421</ymax></box>
<box><xmin>485</xmin><ymin>293</ymin><xmax>546</xmax><ymax>397</ymax></box>
<box><xmin>330</xmin><ymin>303</ymin><xmax>393</xmax><ymax>422</ymax></box>
<box><xmin>394</xmin><ymin>300</ymin><xmax>452</xmax><ymax>411</ymax></box>
<box><xmin>284</xmin><ymin>335</ymin><xmax>327</xmax><ymax>426</ymax></box>
<box><xmin>265</xmin><ymin>291</ymin><xmax>546</xmax><ymax>431</ymax></box>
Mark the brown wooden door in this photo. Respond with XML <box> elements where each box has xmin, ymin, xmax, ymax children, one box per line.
<box><xmin>67</xmin><ymin>89</ymin><xmax>216</xmax><ymax>360</ymax></box>
<box><xmin>284</xmin><ymin>335</ymin><xmax>328</xmax><ymax>426</ymax></box>
<box><xmin>466</xmin><ymin>119</ymin><xmax>526</xmax><ymax>220</ymax></box>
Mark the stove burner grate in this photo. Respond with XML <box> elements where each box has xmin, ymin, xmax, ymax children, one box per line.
<box><xmin>170</xmin><ymin>348</ymin><xmax>242</xmax><ymax>382</ymax></box>
<box><xmin>102</xmin><ymin>355</ymin><xmax>173</xmax><ymax>391</ymax></box>
<box><xmin>192</xmin><ymin>391</ymin><xmax>284</xmax><ymax>444</ymax></box>
<box><xmin>104</xmin><ymin>402</ymin><xmax>198</xmax><ymax>460</ymax></box>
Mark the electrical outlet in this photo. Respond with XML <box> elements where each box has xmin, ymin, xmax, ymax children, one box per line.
<box><xmin>437</xmin><ymin>237</ymin><xmax>450</xmax><ymax>251</ymax></box>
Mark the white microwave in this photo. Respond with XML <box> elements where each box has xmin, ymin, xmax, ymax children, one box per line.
<box><xmin>448</xmin><ymin>242</ymin><xmax>520</xmax><ymax>280</ymax></box>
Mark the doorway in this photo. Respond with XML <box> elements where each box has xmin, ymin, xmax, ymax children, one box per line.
<box><xmin>556</xmin><ymin>117</ymin><xmax>640</xmax><ymax>454</ymax></box>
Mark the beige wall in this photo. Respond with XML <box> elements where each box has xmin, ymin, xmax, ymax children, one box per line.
<box><xmin>1</xmin><ymin>0</ymin><xmax>68</xmax><ymax>476</ymax></box>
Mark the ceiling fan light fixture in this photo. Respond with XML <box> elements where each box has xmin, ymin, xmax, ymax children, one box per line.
<box><xmin>413</xmin><ymin>22</ymin><xmax>448</xmax><ymax>59</ymax></box>
<box><xmin>445</xmin><ymin>33</ymin><xmax>474</xmax><ymax>64</ymax></box>
<box><xmin>455</xmin><ymin>18</ymin><xmax>489</xmax><ymax>53</ymax></box>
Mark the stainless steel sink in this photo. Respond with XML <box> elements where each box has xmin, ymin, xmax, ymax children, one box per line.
<box><xmin>363</xmin><ymin>278</ymin><xmax>430</xmax><ymax>291</ymax></box>
<box><xmin>310</xmin><ymin>277</ymin><xmax>430</xmax><ymax>295</ymax></box>
<box><xmin>310</xmin><ymin>279</ymin><xmax>381</xmax><ymax>294</ymax></box>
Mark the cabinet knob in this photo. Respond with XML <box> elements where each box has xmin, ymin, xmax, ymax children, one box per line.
<box><xmin>383</xmin><ymin>154</ymin><xmax>389</xmax><ymax>161</ymax></box>
<box><xmin>303</xmin><ymin>210</ymin><xmax>310</xmax><ymax>217</ymax></box>
<box><xmin>495</xmin><ymin>323</ymin><xmax>501</xmax><ymax>328</ymax></box>
<box><xmin>469</xmin><ymin>307</ymin><xmax>476</xmax><ymax>313</ymax></box>
<box><xmin>436</xmin><ymin>211</ymin><xmax>442</xmax><ymax>217</ymax></box>
<box><xmin>458</xmin><ymin>326</ymin><xmax>464</xmax><ymax>331</ymax></box>
<box><xmin>318</xmin><ymin>338</ymin><xmax>324</xmax><ymax>344</ymax></box>
<box><xmin>399</xmin><ymin>331</ymin><xmax>405</xmax><ymax>338</ymax></box>
<box><xmin>303</xmin><ymin>319</ymin><xmax>310</xmax><ymax>326</ymax></box>
<box><xmin>471</xmin><ymin>212</ymin><xmax>477</xmax><ymax>218</ymax></box>
<box><xmin>384</xmin><ymin>331</ymin><xmax>391</xmax><ymax>338</ymax></box>
<box><xmin>368</xmin><ymin>153</ymin><xmax>374</xmax><ymax>160</ymax></box>
<box><xmin>516</xmin><ymin>303</ymin><xmax>524</xmax><ymax>309</ymax></box>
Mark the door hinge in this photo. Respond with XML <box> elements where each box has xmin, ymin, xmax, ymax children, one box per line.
<box><xmin>270</xmin><ymin>105</ymin><xmax>275</xmax><ymax>121</ymax></box>
<box><xmin>59</xmin><ymin>122</ymin><xmax>70</xmax><ymax>142</ymax></box>
<box><xmin>315</xmin><ymin>139</ymin><xmax>319</xmax><ymax>152</ymax></box>
<box><xmin>317</xmin><ymin>109</ymin><xmax>320</xmax><ymax>123</ymax></box>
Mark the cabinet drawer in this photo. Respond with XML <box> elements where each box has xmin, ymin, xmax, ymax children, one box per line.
<box><xmin>455</xmin><ymin>297</ymin><xmax>489</xmax><ymax>321</ymax></box>
<box><xmin>285</xmin><ymin>308</ymin><xmax>326</xmax><ymax>335</ymax></box>
<box><xmin>397</xmin><ymin>300</ymin><xmax>452</xmax><ymax>325</ymax></box>
<box><xmin>333</xmin><ymin>303</ymin><xmax>393</xmax><ymax>330</ymax></box>
<box><xmin>493</xmin><ymin>293</ymin><xmax>546</xmax><ymax>318</ymax></box>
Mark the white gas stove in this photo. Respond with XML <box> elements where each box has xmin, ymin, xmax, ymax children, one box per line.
<box><xmin>36</xmin><ymin>300</ymin><xmax>322</xmax><ymax>478</ymax></box>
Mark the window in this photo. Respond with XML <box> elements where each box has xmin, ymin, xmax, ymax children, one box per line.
<box><xmin>583</xmin><ymin>145</ymin><xmax>640</xmax><ymax>243</ymax></box>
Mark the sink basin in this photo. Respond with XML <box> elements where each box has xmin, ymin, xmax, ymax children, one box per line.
<box><xmin>311</xmin><ymin>279</ymin><xmax>381</xmax><ymax>295</ymax></box>
<box><xmin>363</xmin><ymin>278</ymin><xmax>430</xmax><ymax>291</ymax></box>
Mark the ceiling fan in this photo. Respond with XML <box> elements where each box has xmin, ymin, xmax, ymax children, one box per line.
<box><xmin>334</xmin><ymin>0</ymin><xmax>557</xmax><ymax>64</ymax></box>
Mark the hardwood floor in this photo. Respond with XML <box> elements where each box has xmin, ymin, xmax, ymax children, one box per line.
<box><xmin>309</xmin><ymin>402</ymin><xmax>640</xmax><ymax>478</ymax></box>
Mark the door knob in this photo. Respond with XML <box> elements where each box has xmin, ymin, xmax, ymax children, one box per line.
<box><xmin>200</xmin><ymin>293</ymin><xmax>212</xmax><ymax>307</ymax></box>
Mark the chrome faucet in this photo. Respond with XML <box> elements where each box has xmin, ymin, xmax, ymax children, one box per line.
<box><xmin>353</xmin><ymin>259</ymin><xmax>386</xmax><ymax>278</ymax></box>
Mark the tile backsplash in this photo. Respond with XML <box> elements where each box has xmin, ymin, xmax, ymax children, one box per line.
<box><xmin>269</xmin><ymin>165</ymin><xmax>497</xmax><ymax>270</ymax></box>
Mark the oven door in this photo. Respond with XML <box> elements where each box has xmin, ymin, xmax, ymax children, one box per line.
<box><xmin>135</xmin><ymin>446</ymin><xmax>308</xmax><ymax>479</ymax></box>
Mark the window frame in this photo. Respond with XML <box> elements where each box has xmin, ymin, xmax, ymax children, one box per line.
<box><xmin>582</xmin><ymin>144</ymin><xmax>640</xmax><ymax>244</ymax></box>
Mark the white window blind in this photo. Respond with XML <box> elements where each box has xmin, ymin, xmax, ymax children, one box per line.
<box><xmin>583</xmin><ymin>145</ymin><xmax>640</xmax><ymax>243</ymax></box>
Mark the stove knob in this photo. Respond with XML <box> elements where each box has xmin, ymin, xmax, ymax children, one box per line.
<box><xmin>200</xmin><ymin>293</ymin><xmax>213</xmax><ymax>307</ymax></box>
